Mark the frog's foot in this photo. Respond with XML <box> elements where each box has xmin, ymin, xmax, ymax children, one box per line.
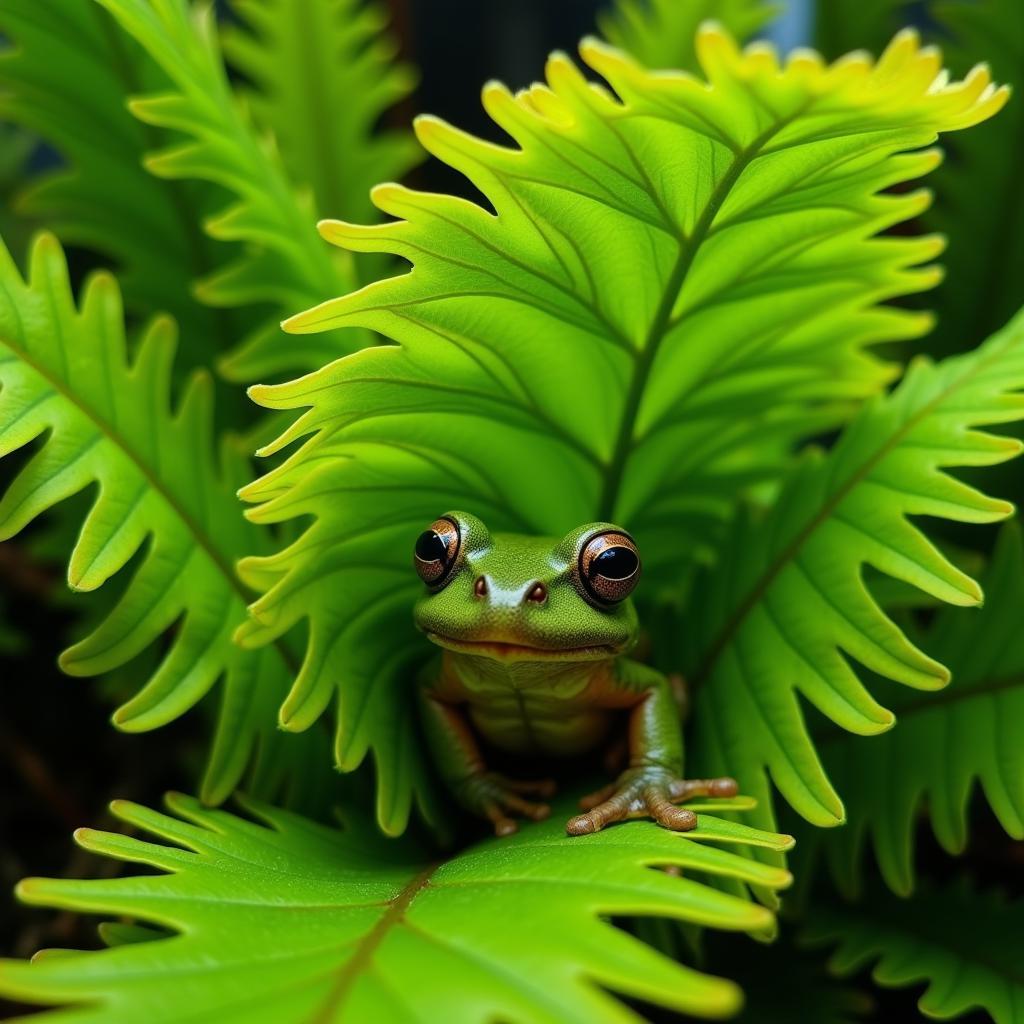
<box><xmin>459</xmin><ymin>772</ymin><xmax>556</xmax><ymax>837</ymax></box>
<box><xmin>565</xmin><ymin>771</ymin><xmax>737</xmax><ymax>836</ymax></box>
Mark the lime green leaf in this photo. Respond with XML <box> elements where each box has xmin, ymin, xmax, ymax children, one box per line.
<box><xmin>808</xmin><ymin>520</ymin><xmax>1024</xmax><ymax>896</ymax></box>
<box><xmin>599</xmin><ymin>0</ymin><xmax>778</xmax><ymax>70</ymax></box>
<box><xmin>924</xmin><ymin>0</ymin><xmax>1024</xmax><ymax>357</ymax></box>
<box><xmin>95</xmin><ymin>0</ymin><xmax>369</xmax><ymax>383</ymax></box>
<box><xmin>240</xmin><ymin>27</ymin><xmax>1007</xmax><ymax>832</ymax></box>
<box><xmin>0</xmin><ymin>0</ymin><xmax>239</xmax><ymax>368</ymax></box>
<box><xmin>221</xmin><ymin>0</ymin><xmax>421</xmax><ymax>230</ymax></box>
<box><xmin>805</xmin><ymin>882</ymin><xmax>1024</xmax><ymax>1024</ymax></box>
<box><xmin>0</xmin><ymin>793</ymin><xmax>794</xmax><ymax>1023</ymax></box>
<box><xmin>0</xmin><ymin>231</ymin><xmax>316</xmax><ymax>802</ymax></box>
<box><xmin>686</xmin><ymin>309</ymin><xmax>1024</xmax><ymax>859</ymax></box>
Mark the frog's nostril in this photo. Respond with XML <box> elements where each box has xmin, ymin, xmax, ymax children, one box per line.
<box><xmin>473</xmin><ymin>576</ymin><xmax>488</xmax><ymax>599</ymax></box>
<box><xmin>525</xmin><ymin>582</ymin><xmax>547</xmax><ymax>605</ymax></box>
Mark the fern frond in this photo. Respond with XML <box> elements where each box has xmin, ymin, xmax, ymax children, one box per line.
<box><xmin>0</xmin><ymin>232</ymin><xmax>317</xmax><ymax>803</ymax></box>
<box><xmin>0</xmin><ymin>0</ymin><xmax>239</xmax><ymax>368</ymax></box>
<box><xmin>599</xmin><ymin>0</ymin><xmax>778</xmax><ymax>70</ymax></box>
<box><xmin>807</xmin><ymin>521</ymin><xmax>1024</xmax><ymax>895</ymax></box>
<box><xmin>806</xmin><ymin>881</ymin><xmax>1024</xmax><ymax>1024</ymax></box>
<box><xmin>686</xmin><ymin>308</ymin><xmax>1024</xmax><ymax>864</ymax></box>
<box><xmin>96</xmin><ymin>0</ymin><xmax>370</xmax><ymax>383</ymax></box>
<box><xmin>0</xmin><ymin>793</ymin><xmax>794</xmax><ymax>1022</ymax></box>
<box><xmin>222</xmin><ymin>0</ymin><xmax>421</xmax><ymax>230</ymax></box>
<box><xmin>240</xmin><ymin>28</ymin><xmax>1007</xmax><ymax>832</ymax></box>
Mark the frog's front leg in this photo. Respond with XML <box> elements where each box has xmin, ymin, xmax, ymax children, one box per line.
<box><xmin>418</xmin><ymin>675</ymin><xmax>554</xmax><ymax>836</ymax></box>
<box><xmin>565</xmin><ymin>660</ymin><xmax>737</xmax><ymax>836</ymax></box>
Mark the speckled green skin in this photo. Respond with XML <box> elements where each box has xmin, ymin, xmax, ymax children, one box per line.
<box><xmin>414</xmin><ymin>512</ymin><xmax>736</xmax><ymax>837</ymax></box>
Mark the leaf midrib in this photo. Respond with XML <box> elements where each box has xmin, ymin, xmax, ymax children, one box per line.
<box><xmin>309</xmin><ymin>864</ymin><xmax>436</xmax><ymax>1022</ymax></box>
<box><xmin>596</xmin><ymin>109</ymin><xmax>805</xmax><ymax>521</ymax></box>
<box><xmin>692</xmin><ymin>346</ymin><xmax>1010</xmax><ymax>690</ymax></box>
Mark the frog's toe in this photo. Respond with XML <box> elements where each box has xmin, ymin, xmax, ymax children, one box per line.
<box><xmin>668</xmin><ymin>776</ymin><xmax>738</xmax><ymax>801</ymax></box>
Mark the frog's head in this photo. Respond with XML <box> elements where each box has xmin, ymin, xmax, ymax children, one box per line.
<box><xmin>412</xmin><ymin>511</ymin><xmax>641</xmax><ymax>662</ymax></box>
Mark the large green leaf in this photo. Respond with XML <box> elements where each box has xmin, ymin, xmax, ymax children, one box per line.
<box><xmin>805</xmin><ymin>520</ymin><xmax>1024</xmax><ymax>896</ymax></box>
<box><xmin>0</xmin><ymin>793</ymin><xmax>793</xmax><ymax>1023</ymax></box>
<box><xmin>805</xmin><ymin>882</ymin><xmax>1024</xmax><ymax>1024</ymax></box>
<box><xmin>221</xmin><ymin>0</ymin><xmax>421</xmax><ymax>233</ymax></box>
<box><xmin>0</xmin><ymin>0</ymin><xmax>239</xmax><ymax>370</ymax></box>
<box><xmin>0</xmin><ymin>231</ymin><xmax>318</xmax><ymax>803</ymax></box>
<box><xmin>94</xmin><ymin>0</ymin><xmax>372</xmax><ymax>383</ymax></box>
<box><xmin>685</xmin><ymin>308</ymin><xmax>1024</xmax><ymax>864</ymax></box>
<box><xmin>238</xmin><ymin>28</ymin><xmax>1006</xmax><ymax>833</ymax></box>
<box><xmin>599</xmin><ymin>0</ymin><xmax>778</xmax><ymax>71</ymax></box>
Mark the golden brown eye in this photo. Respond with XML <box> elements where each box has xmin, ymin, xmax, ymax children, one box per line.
<box><xmin>578</xmin><ymin>531</ymin><xmax>641</xmax><ymax>605</ymax></box>
<box><xmin>414</xmin><ymin>516</ymin><xmax>462</xmax><ymax>588</ymax></box>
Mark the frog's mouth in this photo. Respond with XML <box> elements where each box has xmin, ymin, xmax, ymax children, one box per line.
<box><xmin>425</xmin><ymin>632</ymin><xmax>621</xmax><ymax>662</ymax></box>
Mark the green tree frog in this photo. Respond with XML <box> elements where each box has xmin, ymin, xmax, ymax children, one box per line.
<box><xmin>413</xmin><ymin>511</ymin><xmax>737</xmax><ymax>837</ymax></box>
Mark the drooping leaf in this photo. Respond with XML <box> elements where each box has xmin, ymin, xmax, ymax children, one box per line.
<box><xmin>0</xmin><ymin>793</ymin><xmax>794</xmax><ymax>1023</ymax></box>
<box><xmin>221</xmin><ymin>0</ymin><xmax>421</xmax><ymax>232</ymax></box>
<box><xmin>95</xmin><ymin>0</ymin><xmax>371</xmax><ymax>383</ymax></box>
<box><xmin>0</xmin><ymin>0</ymin><xmax>240</xmax><ymax>370</ymax></box>
<box><xmin>805</xmin><ymin>881</ymin><xmax>1024</xmax><ymax>1024</ymax></box>
<box><xmin>923</xmin><ymin>0</ymin><xmax>1024</xmax><ymax>357</ymax></box>
<box><xmin>0</xmin><ymin>231</ymin><xmax>320</xmax><ymax>803</ymax></box>
<box><xmin>239</xmin><ymin>28</ymin><xmax>1006</xmax><ymax>832</ymax></box>
<box><xmin>684</xmin><ymin>307</ymin><xmax>1024</xmax><ymax>868</ymax></box>
<box><xmin>805</xmin><ymin>520</ymin><xmax>1024</xmax><ymax>896</ymax></box>
<box><xmin>599</xmin><ymin>0</ymin><xmax>778</xmax><ymax>71</ymax></box>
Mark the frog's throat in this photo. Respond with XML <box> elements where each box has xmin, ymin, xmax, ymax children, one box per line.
<box><xmin>424</xmin><ymin>631</ymin><xmax>620</xmax><ymax>663</ymax></box>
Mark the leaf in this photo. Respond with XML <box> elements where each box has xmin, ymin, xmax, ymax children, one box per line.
<box><xmin>95</xmin><ymin>0</ymin><xmax>371</xmax><ymax>383</ymax></box>
<box><xmin>684</xmin><ymin>307</ymin><xmax>1024</xmax><ymax>867</ymax></box>
<box><xmin>221</xmin><ymin>0</ymin><xmax>421</xmax><ymax>231</ymax></box>
<box><xmin>804</xmin><ymin>881</ymin><xmax>1024</xmax><ymax>1024</ymax></box>
<box><xmin>0</xmin><ymin>793</ymin><xmax>794</xmax><ymax>1023</ymax></box>
<box><xmin>239</xmin><ymin>27</ymin><xmax>1007</xmax><ymax>832</ymax></box>
<box><xmin>0</xmin><ymin>231</ymin><xmax>316</xmax><ymax>803</ymax></box>
<box><xmin>599</xmin><ymin>0</ymin><xmax>778</xmax><ymax>71</ymax></box>
<box><xmin>923</xmin><ymin>0</ymin><xmax>1024</xmax><ymax>357</ymax></box>
<box><xmin>0</xmin><ymin>0</ymin><xmax>241</xmax><ymax>370</ymax></box>
<box><xmin>806</xmin><ymin>520</ymin><xmax>1024</xmax><ymax>896</ymax></box>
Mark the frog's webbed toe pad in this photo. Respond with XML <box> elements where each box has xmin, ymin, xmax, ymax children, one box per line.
<box><xmin>462</xmin><ymin>772</ymin><xmax>555</xmax><ymax>837</ymax></box>
<box><xmin>565</xmin><ymin>772</ymin><xmax>737</xmax><ymax>836</ymax></box>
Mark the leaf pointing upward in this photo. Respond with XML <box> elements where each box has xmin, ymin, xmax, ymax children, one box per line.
<box><xmin>241</xmin><ymin>28</ymin><xmax>1006</xmax><ymax>832</ymax></box>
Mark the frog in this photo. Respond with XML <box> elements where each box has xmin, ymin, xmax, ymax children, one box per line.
<box><xmin>413</xmin><ymin>511</ymin><xmax>737</xmax><ymax>837</ymax></box>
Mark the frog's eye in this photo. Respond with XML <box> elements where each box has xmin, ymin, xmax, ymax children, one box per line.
<box><xmin>578</xmin><ymin>531</ymin><xmax>641</xmax><ymax>605</ymax></box>
<box><xmin>414</xmin><ymin>516</ymin><xmax>462</xmax><ymax>588</ymax></box>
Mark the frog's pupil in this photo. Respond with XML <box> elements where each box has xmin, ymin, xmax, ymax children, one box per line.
<box><xmin>416</xmin><ymin>530</ymin><xmax>448</xmax><ymax>563</ymax></box>
<box><xmin>593</xmin><ymin>546</ymin><xmax>637</xmax><ymax>579</ymax></box>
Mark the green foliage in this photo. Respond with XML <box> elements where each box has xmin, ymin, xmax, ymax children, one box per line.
<box><xmin>221</xmin><ymin>0</ymin><xmax>421</xmax><ymax>231</ymax></box>
<box><xmin>686</xmin><ymin>310</ymin><xmax>1024</xmax><ymax>853</ymax></box>
<box><xmin>239</xmin><ymin>26</ymin><xmax>1008</xmax><ymax>833</ymax></box>
<box><xmin>812</xmin><ymin>0</ymin><xmax>909</xmax><ymax>61</ymax></box>
<box><xmin>0</xmin><ymin>0</ymin><xmax>235</xmax><ymax>369</ymax></box>
<box><xmin>0</xmin><ymin>793</ymin><xmax>793</xmax><ymax>1023</ymax></box>
<box><xmin>0</xmin><ymin>232</ymin><xmax>305</xmax><ymax>802</ymax></box>
<box><xmin>806</xmin><ymin>882</ymin><xmax>1024</xmax><ymax>1024</ymax></box>
<box><xmin>924</xmin><ymin>0</ymin><xmax>1024</xmax><ymax>356</ymax></box>
<box><xmin>806</xmin><ymin>521</ymin><xmax>1024</xmax><ymax>896</ymax></box>
<box><xmin>94</xmin><ymin>0</ymin><xmax>379</xmax><ymax>383</ymax></box>
<box><xmin>599</xmin><ymin>0</ymin><xmax>778</xmax><ymax>70</ymax></box>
